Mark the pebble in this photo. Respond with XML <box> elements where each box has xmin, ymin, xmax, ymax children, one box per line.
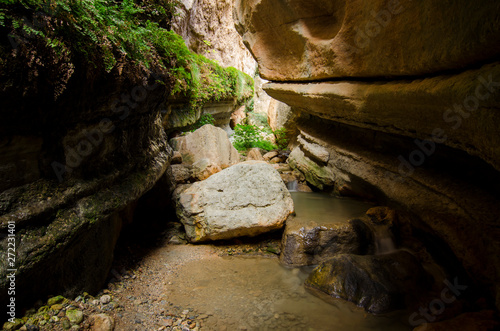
<box><xmin>182</xmin><ymin>309</ymin><xmax>190</xmax><ymax>315</ymax></box>
<box><xmin>100</xmin><ymin>295</ymin><xmax>111</xmax><ymax>304</ymax></box>
<box><xmin>89</xmin><ymin>313</ymin><xmax>115</xmax><ymax>331</ymax></box>
<box><xmin>62</xmin><ymin>318</ymin><xmax>71</xmax><ymax>329</ymax></box>
<box><xmin>51</xmin><ymin>304</ymin><xmax>64</xmax><ymax>311</ymax></box>
<box><xmin>160</xmin><ymin>318</ymin><xmax>173</xmax><ymax>327</ymax></box>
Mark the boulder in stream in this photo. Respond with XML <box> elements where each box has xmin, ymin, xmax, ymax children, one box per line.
<box><xmin>305</xmin><ymin>250</ymin><xmax>432</xmax><ymax>314</ymax></box>
<box><xmin>175</xmin><ymin>161</ymin><xmax>294</xmax><ymax>242</ymax></box>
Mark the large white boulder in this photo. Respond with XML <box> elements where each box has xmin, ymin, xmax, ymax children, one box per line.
<box><xmin>169</xmin><ymin>124</ymin><xmax>240</xmax><ymax>180</ymax></box>
<box><xmin>175</xmin><ymin>161</ymin><xmax>294</xmax><ymax>242</ymax></box>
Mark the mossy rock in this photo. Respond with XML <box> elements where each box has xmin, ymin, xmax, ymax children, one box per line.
<box><xmin>2</xmin><ymin>319</ymin><xmax>24</xmax><ymax>330</ymax></box>
<box><xmin>305</xmin><ymin>250</ymin><xmax>431</xmax><ymax>314</ymax></box>
<box><xmin>47</xmin><ymin>295</ymin><xmax>65</xmax><ymax>306</ymax></box>
<box><xmin>66</xmin><ymin>309</ymin><xmax>84</xmax><ymax>324</ymax></box>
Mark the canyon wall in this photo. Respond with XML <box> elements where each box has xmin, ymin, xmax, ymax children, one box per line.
<box><xmin>173</xmin><ymin>0</ymin><xmax>256</xmax><ymax>76</ymax></box>
<box><xmin>235</xmin><ymin>0</ymin><xmax>500</xmax><ymax>309</ymax></box>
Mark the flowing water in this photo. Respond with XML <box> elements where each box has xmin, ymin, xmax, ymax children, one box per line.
<box><xmin>158</xmin><ymin>193</ymin><xmax>409</xmax><ymax>330</ymax></box>
<box><xmin>286</xmin><ymin>180</ymin><xmax>299</xmax><ymax>192</ymax></box>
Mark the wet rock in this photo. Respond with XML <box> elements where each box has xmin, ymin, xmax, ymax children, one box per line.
<box><xmin>305</xmin><ymin>250</ymin><xmax>431</xmax><ymax>314</ymax></box>
<box><xmin>51</xmin><ymin>304</ymin><xmax>64</xmax><ymax>311</ymax></box>
<box><xmin>169</xmin><ymin>124</ymin><xmax>240</xmax><ymax>180</ymax></box>
<box><xmin>175</xmin><ymin>161</ymin><xmax>294</xmax><ymax>242</ymax></box>
<box><xmin>66</xmin><ymin>309</ymin><xmax>84</xmax><ymax>324</ymax></box>
<box><xmin>413</xmin><ymin>310</ymin><xmax>500</xmax><ymax>331</ymax></box>
<box><xmin>297</xmin><ymin>183</ymin><xmax>312</xmax><ymax>193</ymax></box>
<box><xmin>89</xmin><ymin>313</ymin><xmax>115</xmax><ymax>331</ymax></box>
<box><xmin>280</xmin><ymin>217</ymin><xmax>372</xmax><ymax>266</ymax></box>
<box><xmin>246</xmin><ymin>148</ymin><xmax>264</xmax><ymax>161</ymax></box>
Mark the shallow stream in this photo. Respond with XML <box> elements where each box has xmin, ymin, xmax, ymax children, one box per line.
<box><xmin>159</xmin><ymin>193</ymin><xmax>409</xmax><ymax>330</ymax></box>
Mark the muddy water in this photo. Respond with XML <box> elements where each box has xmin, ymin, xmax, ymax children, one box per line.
<box><xmin>290</xmin><ymin>192</ymin><xmax>375</xmax><ymax>225</ymax></box>
<box><xmin>165</xmin><ymin>253</ymin><xmax>410</xmax><ymax>331</ymax></box>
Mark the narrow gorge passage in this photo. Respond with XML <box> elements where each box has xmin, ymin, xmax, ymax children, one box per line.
<box><xmin>1</xmin><ymin>0</ymin><xmax>500</xmax><ymax>331</ymax></box>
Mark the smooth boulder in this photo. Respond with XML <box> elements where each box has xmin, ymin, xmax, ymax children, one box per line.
<box><xmin>175</xmin><ymin>161</ymin><xmax>294</xmax><ymax>242</ymax></box>
<box><xmin>169</xmin><ymin>124</ymin><xmax>240</xmax><ymax>180</ymax></box>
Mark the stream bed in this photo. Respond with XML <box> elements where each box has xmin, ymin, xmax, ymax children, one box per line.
<box><xmin>110</xmin><ymin>192</ymin><xmax>411</xmax><ymax>330</ymax></box>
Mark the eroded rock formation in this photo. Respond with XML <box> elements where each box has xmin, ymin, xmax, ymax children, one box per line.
<box><xmin>235</xmin><ymin>0</ymin><xmax>500</xmax><ymax>312</ymax></box>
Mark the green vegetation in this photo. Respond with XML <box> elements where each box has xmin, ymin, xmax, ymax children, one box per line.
<box><xmin>189</xmin><ymin>113</ymin><xmax>215</xmax><ymax>131</ymax></box>
<box><xmin>273</xmin><ymin>127</ymin><xmax>289</xmax><ymax>150</ymax></box>
<box><xmin>232</xmin><ymin>124</ymin><xmax>277</xmax><ymax>152</ymax></box>
<box><xmin>0</xmin><ymin>0</ymin><xmax>253</xmax><ymax>111</ymax></box>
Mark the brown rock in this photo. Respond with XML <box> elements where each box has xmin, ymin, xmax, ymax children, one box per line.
<box><xmin>263</xmin><ymin>151</ymin><xmax>279</xmax><ymax>161</ymax></box>
<box><xmin>90</xmin><ymin>314</ymin><xmax>115</xmax><ymax>331</ymax></box>
<box><xmin>171</xmin><ymin>151</ymin><xmax>183</xmax><ymax>165</ymax></box>
<box><xmin>246</xmin><ymin>148</ymin><xmax>264</xmax><ymax>161</ymax></box>
<box><xmin>235</xmin><ymin>0</ymin><xmax>500</xmax><ymax>81</ymax></box>
<box><xmin>264</xmin><ymin>63</ymin><xmax>500</xmax><ymax>172</ymax></box>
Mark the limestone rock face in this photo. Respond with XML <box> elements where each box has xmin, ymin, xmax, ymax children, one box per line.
<box><xmin>305</xmin><ymin>251</ymin><xmax>431</xmax><ymax>314</ymax></box>
<box><xmin>174</xmin><ymin>0</ymin><xmax>256</xmax><ymax>76</ymax></box>
<box><xmin>265</xmin><ymin>63</ymin><xmax>500</xmax><ymax>172</ymax></box>
<box><xmin>234</xmin><ymin>0</ymin><xmax>500</xmax><ymax>312</ymax></box>
<box><xmin>287</xmin><ymin>147</ymin><xmax>334</xmax><ymax>190</ymax></box>
<box><xmin>175</xmin><ymin>161</ymin><xmax>294</xmax><ymax>242</ymax></box>
<box><xmin>267</xmin><ymin>99</ymin><xmax>295</xmax><ymax>133</ymax></box>
<box><xmin>235</xmin><ymin>0</ymin><xmax>500</xmax><ymax>81</ymax></box>
<box><xmin>170</xmin><ymin>124</ymin><xmax>240</xmax><ymax>180</ymax></box>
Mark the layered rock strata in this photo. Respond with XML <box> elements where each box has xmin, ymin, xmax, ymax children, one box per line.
<box><xmin>235</xmin><ymin>0</ymin><xmax>500</xmax><ymax>310</ymax></box>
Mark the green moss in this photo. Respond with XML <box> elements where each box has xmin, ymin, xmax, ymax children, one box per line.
<box><xmin>1</xmin><ymin>0</ymin><xmax>253</xmax><ymax>115</ymax></box>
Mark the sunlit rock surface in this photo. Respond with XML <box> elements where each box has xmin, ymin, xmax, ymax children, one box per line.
<box><xmin>169</xmin><ymin>124</ymin><xmax>240</xmax><ymax>181</ymax></box>
<box><xmin>175</xmin><ymin>161</ymin><xmax>294</xmax><ymax>242</ymax></box>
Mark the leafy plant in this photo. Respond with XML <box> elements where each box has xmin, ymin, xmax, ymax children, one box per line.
<box><xmin>273</xmin><ymin>128</ymin><xmax>289</xmax><ymax>150</ymax></box>
<box><xmin>232</xmin><ymin>124</ymin><xmax>276</xmax><ymax>152</ymax></box>
<box><xmin>0</xmin><ymin>0</ymin><xmax>254</xmax><ymax>112</ymax></box>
